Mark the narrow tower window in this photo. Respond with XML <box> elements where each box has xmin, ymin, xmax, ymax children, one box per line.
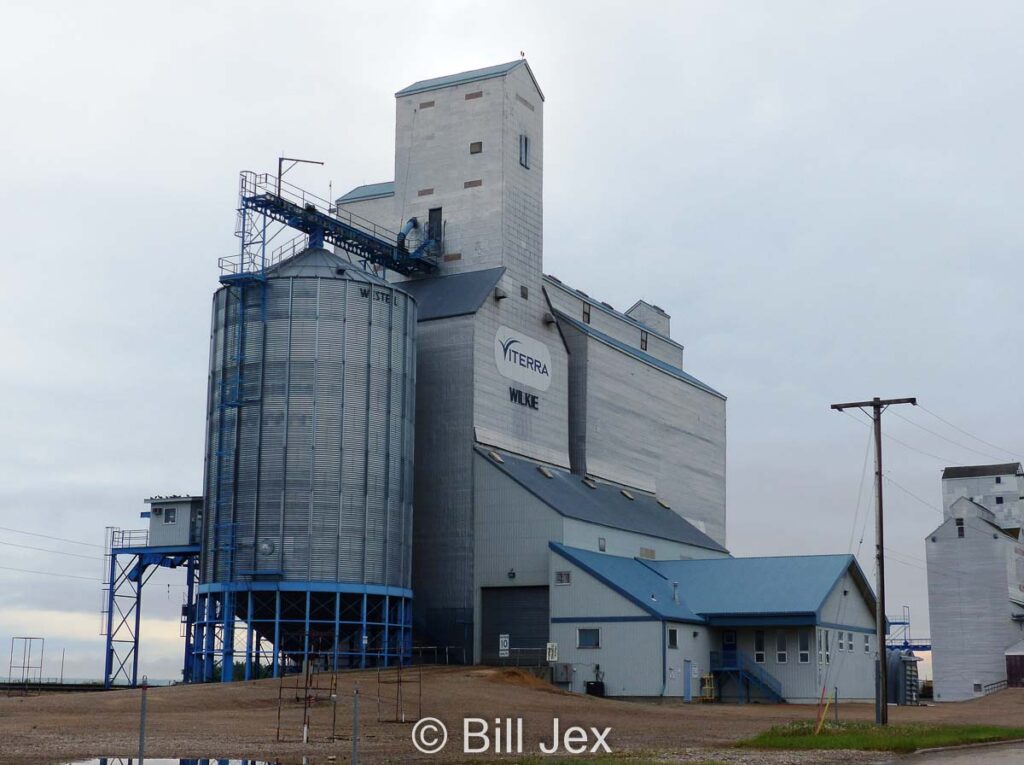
<box><xmin>470</xmin><ymin>141</ymin><xmax>483</xmax><ymax>154</ymax></box>
<box><xmin>519</xmin><ymin>134</ymin><xmax>530</xmax><ymax>169</ymax></box>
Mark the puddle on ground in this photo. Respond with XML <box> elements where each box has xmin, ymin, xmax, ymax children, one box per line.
<box><xmin>66</xmin><ymin>760</ymin><xmax>282</xmax><ymax>765</ymax></box>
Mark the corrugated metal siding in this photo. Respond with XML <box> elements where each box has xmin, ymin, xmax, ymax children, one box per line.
<box><xmin>574</xmin><ymin>333</ymin><xmax>727</xmax><ymax>545</ymax></box>
<box><xmin>201</xmin><ymin>272</ymin><xmax>416</xmax><ymax>589</ymax></box>
<box><xmin>410</xmin><ymin>316</ymin><xmax>476</xmax><ymax>652</ymax></box>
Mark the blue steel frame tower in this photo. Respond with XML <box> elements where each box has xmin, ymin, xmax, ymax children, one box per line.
<box><xmin>191</xmin><ymin>171</ymin><xmax>434</xmax><ymax>682</ymax></box>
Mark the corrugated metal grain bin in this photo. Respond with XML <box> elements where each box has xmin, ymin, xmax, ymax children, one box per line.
<box><xmin>194</xmin><ymin>247</ymin><xmax>416</xmax><ymax>677</ymax></box>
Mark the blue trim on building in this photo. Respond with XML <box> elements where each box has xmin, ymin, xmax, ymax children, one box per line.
<box><xmin>550</xmin><ymin>616</ymin><xmax>658</xmax><ymax>624</ymax></box>
<box><xmin>555</xmin><ymin>311</ymin><xmax>725</xmax><ymax>399</ymax></box>
<box><xmin>197</xmin><ymin>581</ymin><xmax>413</xmax><ymax>598</ymax></box>
<box><xmin>706</xmin><ymin>614</ymin><xmax>816</xmax><ymax>628</ymax></box>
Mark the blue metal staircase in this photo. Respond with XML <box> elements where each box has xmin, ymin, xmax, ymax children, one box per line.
<box><xmin>710</xmin><ymin>649</ymin><xmax>785</xmax><ymax>703</ymax></box>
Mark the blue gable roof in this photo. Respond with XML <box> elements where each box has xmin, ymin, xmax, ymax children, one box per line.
<box><xmin>549</xmin><ymin>543</ymin><xmax>703</xmax><ymax>623</ymax></box>
<box><xmin>643</xmin><ymin>555</ymin><xmax>863</xmax><ymax>617</ymax></box>
<box><xmin>550</xmin><ymin>544</ymin><xmax>876</xmax><ymax>625</ymax></box>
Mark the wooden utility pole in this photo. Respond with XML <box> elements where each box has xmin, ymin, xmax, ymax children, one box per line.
<box><xmin>830</xmin><ymin>396</ymin><xmax>916</xmax><ymax>725</ymax></box>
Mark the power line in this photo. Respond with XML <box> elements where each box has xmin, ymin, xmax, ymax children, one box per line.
<box><xmin>882</xmin><ymin>473</ymin><xmax>944</xmax><ymax>516</ymax></box>
<box><xmin>837</xmin><ymin>409</ymin><xmax>956</xmax><ymax>463</ymax></box>
<box><xmin>0</xmin><ymin>564</ymin><xmax>101</xmax><ymax>582</ymax></box>
<box><xmin>0</xmin><ymin>525</ymin><xmax>104</xmax><ymax>549</ymax></box>
<box><xmin>918</xmin><ymin>404</ymin><xmax>1024</xmax><ymax>462</ymax></box>
<box><xmin>0</xmin><ymin>540</ymin><xmax>100</xmax><ymax>560</ymax></box>
<box><xmin>889</xmin><ymin>409</ymin><xmax>1008</xmax><ymax>463</ymax></box>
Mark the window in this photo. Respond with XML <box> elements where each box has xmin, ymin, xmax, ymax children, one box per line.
<box><xmin>849</xmin><ymin>632</ymin><xmax>855</xmax><ymax>651</ymax></box>
<box><xmin>641</xmin><ymin>331</ymin><xmax>648</xmax><ymax>351</ymax></box>
<box><xmin>470</xmin><ymin>141</ymin><xmax>483</xmax><ymax>154</ymax></box>
<box><xmin>996</xmin><ymin>476</ymin><xmax>1003</xmax><ymax>484</ymax></box>
<box><xmin>996</xmin><ymin>496</ymin><xmax>1004</xmax><ymax>505</ymax></box>
<box><xmin>958</xmin><ymin>526</ymin><xmax>965</xmax><ymax>538</ymax></box>
<box><xmin>598</xmin><ymin>537</ymin><xmax>606</xmax><ymax>552</ymax></box>
<box><xmin>776</xmin><ymin>631</ymin><xmax>787</xmax><ymax>663</ymax></box>
<box><xmin>519</xmin><ymin>134</ymin><xmax>530</xmax><ymax>168</ymax></box>
<box><xmin>164</xmin><ymin>508</ymin><xmax>177</xmax><ymax>524</ymax></box>
<box><xmin>754</xmin><ymin>630</ymin><xmax>766</xmax><ymax>663</ymax></box>
<box><xmin>825</xmin><ymin>631</ymin><xmax>831</xmax><ymax>664</ymax></box>
<box><xmin>817</xmin><ymin>631</ymin><xmax>823</xmax><ymax>664</ymax></box>
<box><xmin>668</xmin><ymin>628</ymin><xmax>679</xmax><ymax>649</ymax></box>
<box><xmin>577</xmin><ymin>628</ymin><xmax>600</xmax><ymax>649</ymax></box>
<box><xmin>582</xmin><ymin>303</ymin><xmax>591</xmax><ymax>324</ymax></box>
<box><xmin>798</xmin><ymin>631</ymin><xmax>810</xmax><ymax>663</ymax></box>
<box><xmin>521</xmin><ymin>285</ymin><xmax>529</xmax><ymax>299</ymax></box>
<box><xmin>864</xmin><ymin>634</ymin><xmax>870</xmax><ymax>653</ymax></box>
<box><xmin>554</xmin><ymin>570</ymin><xmax>571</xmax><ymax>585</ymax></box>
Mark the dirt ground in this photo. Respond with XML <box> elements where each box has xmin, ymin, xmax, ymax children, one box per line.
<box><xmin>1</xmin><ymin>667</ymin><xmax>1023</xmax><ymax>765</ymax></box>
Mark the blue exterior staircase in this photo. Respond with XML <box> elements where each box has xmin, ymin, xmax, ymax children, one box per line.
<box><xmin>710</xmin><ymin>649</ymin><xmax>785</xmax><ymax>703</ymax></box>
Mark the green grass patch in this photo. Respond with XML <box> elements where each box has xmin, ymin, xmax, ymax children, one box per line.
<box><xmin>738</xmin><ymin>721</ymin><xmax>1024</xmax><ymax>753</ymax></box>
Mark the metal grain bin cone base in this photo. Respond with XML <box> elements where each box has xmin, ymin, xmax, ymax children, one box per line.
<box><xmin>196</xmin><ymin>248</ymin><xmax>417</xmax><ymax>681</ymax></box>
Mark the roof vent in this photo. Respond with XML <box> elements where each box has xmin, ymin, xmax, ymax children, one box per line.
<box><xmin>494</xmin><ymin>287</ymin><xmax>508</xmax><ymax>301</ymax></box>
<box><xmin>672</xmin><ymin>582</ymin><xmax>680</xmax><ymax>605</ymax></box>
<box><xmin>543</xmin><ymin>312</ymin><xmax>556</xmax><ymax>325</ymax></box>
<box><xmin>621</xmin><ymin>489</ymin><xmax>634</xmax><ymax>501</ymax></box>
<box><xmin>656</xmin><ymin>498</ymin><xmax>671</xmax><ymax>509</ymax></box>
<box><xmin>537</xmin><ymin>465</ymin><xmax>554</xmax><ymax>479</ymax></box>
<box><xmin>488</xmin><ymin>450</ymin><xmax>504</xmax><ymax>464</ymax></box>
<box><xmin>582</xmin><ymin>478</ymin><xmax>597</xmax><ymax>489</ymax></box>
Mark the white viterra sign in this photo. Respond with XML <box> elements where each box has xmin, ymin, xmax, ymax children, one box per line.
<box><xmin>494</xmin><ymin>326</ymin><xmax>552</xmax><ymax>392</ymax></box>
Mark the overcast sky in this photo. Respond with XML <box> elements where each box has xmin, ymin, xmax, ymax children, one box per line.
<box><xmin>2</xmin><ymin>0</ymin><xmax>1023</xmax><ymax>681</ymax></box>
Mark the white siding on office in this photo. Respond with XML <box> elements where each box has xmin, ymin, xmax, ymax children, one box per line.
<box><xmin>548</xmin><ymin>551</ymin><xmax>667</xmax><ymax>696</ymax></box>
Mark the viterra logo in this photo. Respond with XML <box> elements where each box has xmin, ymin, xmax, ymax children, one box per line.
<box><xmin>500</xmin><ymin>338</ymin><xmax>549</xmax><ymax>377</ymax></box>
<box><xmin>494</xmin><ymin>327</ymin><xmax>552</xmax><ymax>392</ymax></box>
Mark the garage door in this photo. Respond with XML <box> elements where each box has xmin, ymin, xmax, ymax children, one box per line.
<box><xmin>480</xmin><ymin>586</ymin><xmax>549</xmax><ymax>664</ymax></box>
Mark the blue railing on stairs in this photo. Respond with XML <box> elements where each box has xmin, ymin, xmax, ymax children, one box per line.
<box><xmin>710</xmin><ymin>649</ymin><xmax>784</xmax><ymax>700</ymax></box>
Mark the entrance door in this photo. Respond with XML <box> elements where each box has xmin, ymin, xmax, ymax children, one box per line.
<box><xmin>684</xmin><ymin>659</ymin><xmax>693</xmax><ymax>702</ymax></box>
<box><xmin>427</xmin><ymin>207</ymin><xmax>443</xmax><ymax>242</ymax></box>
<box><xmin>1008</xmin><ymin>655</ymin><xmax>1024</xmax><ymax>688</ymax></box>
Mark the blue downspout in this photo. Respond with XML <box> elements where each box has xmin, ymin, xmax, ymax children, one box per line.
<box><xmin>396</xmin><ymin>217</ymin><xmax>418</xmax><ymax>250</ymax></box>
<box><xmin>661</xmin><ymin>621</ymin><xmax>667</xmax><ymax>696</ymax></box>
